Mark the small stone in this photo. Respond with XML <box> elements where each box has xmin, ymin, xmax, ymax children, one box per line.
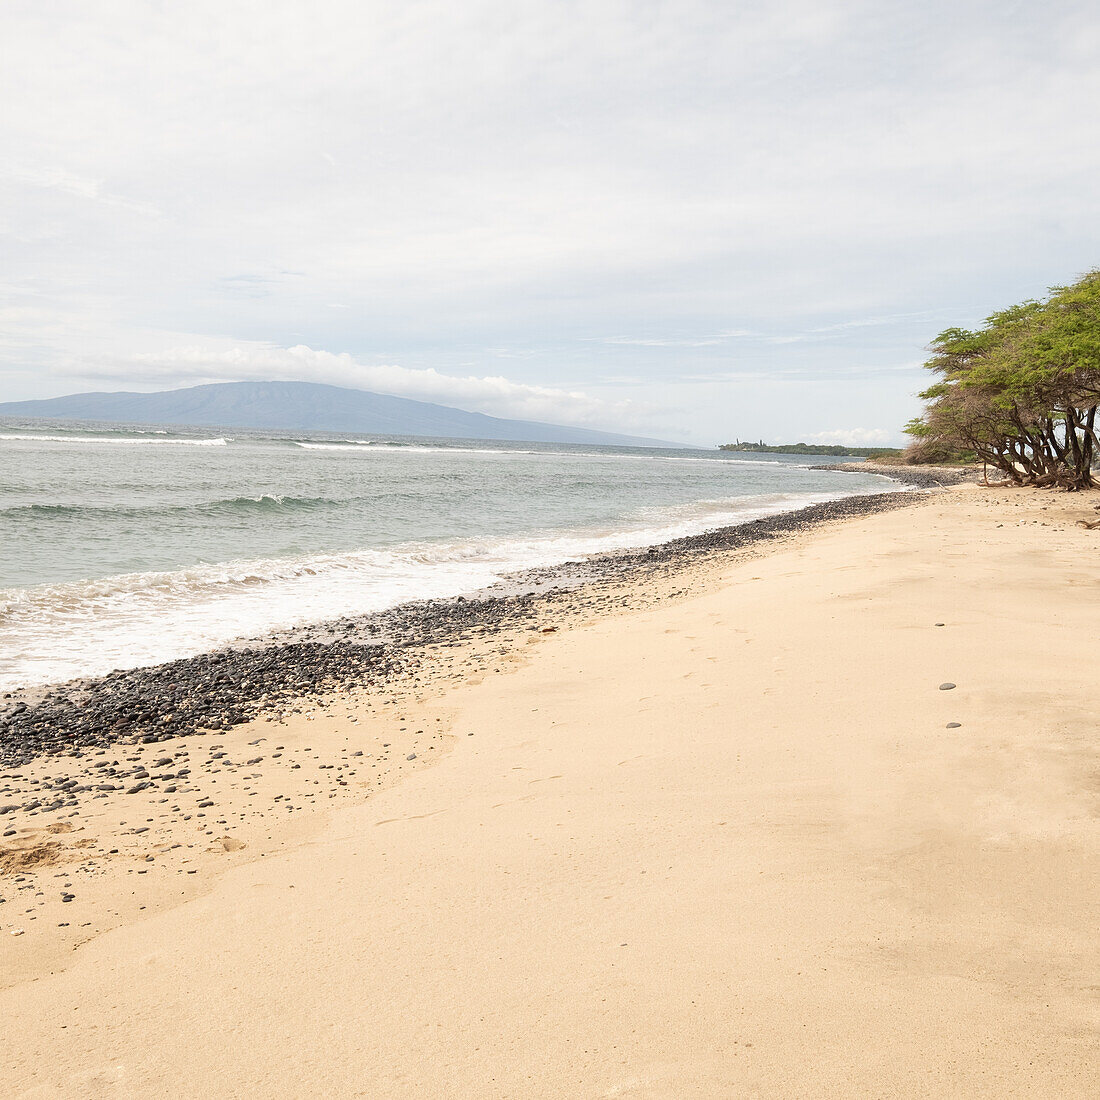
<box><xmin>406</xmin><ymin>753</ymin><xmax>417</xmax><ymax>761</ymax></box>
<box><xmin>946</xmin><ymin>722</ymin><xmax>962</xmax><ymax>729</ymax></box>
<box><xmin>939</xmin><ymin>683</ymin><xmax>956</xmax><ymax>690</ymax></box>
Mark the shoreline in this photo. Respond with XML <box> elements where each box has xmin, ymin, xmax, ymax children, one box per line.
<box><xmin>810</xmin><ymin>460</ymin><xmax>977</xmax><ymax>487</ymax></box>
<box><xmin>1</xmin><ymin>480</ymin><xmax>931</xmax><ymax>769</ymax></box>
<box><xmin>0</xmin><ymin>479</ymin><xmax>931</xmax><ymax>983</ymax></box>
<box><xmin>1</xmin><ymin>443</ymin><xmax>903</xmax><ymax>693</ymax></box>
<box><xmin>1</xmin><ymin>479</ymin><xmax>1096</xmax><ymax>1095</ymax></box>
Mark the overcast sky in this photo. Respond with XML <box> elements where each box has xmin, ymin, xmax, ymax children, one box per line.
<box><xmin>2</xmin><ymin>1</ymin><xmax>1099</xmax><ymax>445</ymax></box>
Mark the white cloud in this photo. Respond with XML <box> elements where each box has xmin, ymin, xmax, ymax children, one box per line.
<box><xmin>3</xmin><ymin>165</ymin><xmax>161</xmax><ymax>218</ymax></box>
<box><xmin>590</xmin><ymin>336</ymin><xmax>727</xmax><ymax>348</ymax></box>
<box><xmin>808</xmin><ymin>312</ymin><xmax>940</xmax><ymax>334</ymax></box>
<box><xmin>806</xmin><ymin>428</ymin><xmax>894</xmax><ymax>446</ymax></box>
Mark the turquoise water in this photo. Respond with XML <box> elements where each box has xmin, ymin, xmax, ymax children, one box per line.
<box><xmin>0</xmin><ymin>419</ymin><xmax>897</xmax><ymax>689</ymax></box>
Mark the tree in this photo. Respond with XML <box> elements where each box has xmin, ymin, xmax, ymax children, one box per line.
<box><xmin>907</xmin><ymin>272</ymin><xmax>1100</xmax><ymax>490</ymax></box>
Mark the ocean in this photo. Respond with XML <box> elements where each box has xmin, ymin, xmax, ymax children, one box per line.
<box><xmin>0</xmin><ymin>419</ymin><xmax>899</xmax><ymax>691</ymax></box>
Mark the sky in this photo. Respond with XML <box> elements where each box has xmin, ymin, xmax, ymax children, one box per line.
<box><xmin>2</xmin><ymin>1</ymin><xmax>1099</xmax><ymax>447</ymax></box>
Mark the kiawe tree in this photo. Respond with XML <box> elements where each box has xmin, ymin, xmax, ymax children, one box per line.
<box><xmin>907</xmin><ymin>271</ymin><xmax>1100</xmax><ymax>490</ymax></box>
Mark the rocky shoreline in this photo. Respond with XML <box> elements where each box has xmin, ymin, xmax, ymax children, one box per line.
<box><xmin>0</xmin><ymin>484</ymin><xmax>930</xmax><ymax>779</ymax></box>
<box><xmin>811</xmin><ymin>461</ymin><xmax>978</xmax><ymax>489</ymax></box>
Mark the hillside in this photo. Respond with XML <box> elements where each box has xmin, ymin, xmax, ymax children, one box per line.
<box><xmin>0</xmin><ymin>380</ymin><xmax>676</xmax><ymax>448</ymax></box>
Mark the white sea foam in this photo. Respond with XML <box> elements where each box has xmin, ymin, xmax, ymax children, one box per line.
<box><xmin>0</xmin><ymin>485</ymin><xmax>899</xmax><ymax>691</ymax></box>
<box><xmin>0</xmin><ymin>433</ymin><xmax>229</xmax><ymax>446</ymax></box>
<box><xmin>291</xmin><ymin>441</ymin><xmax>544</xmax><ymax>455</ymax></box>
<box><xmin>288</xmin><ymin>441</ymin><xmax>820</xmax><ymax>466</ymax></box>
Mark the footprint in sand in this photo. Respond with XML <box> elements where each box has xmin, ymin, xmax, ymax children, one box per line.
<box><xmin>375</xmin><ymin>808</ymin><xmax>448</xmax><ymax>825</ymax></box>
<box><xmin>490</xmin><ymin>793</ymin><xmax>537</xmax><ymax>809</ymax></box>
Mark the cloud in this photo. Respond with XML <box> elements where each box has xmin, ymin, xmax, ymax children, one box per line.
<box><xmin>3</xmin><ymin>164</ymin><xmax>161</xmax><ymax>218</ymax></box>
<box><xmin>808</xmin><ymin>312</ymin><xmax>941</xmax><ymax>333</ymax></box>
<box><xmin>590</xmin><ymin>336</ymin><xmax>727</xmax><ymax>348</ymax></box>
<box><xmin>806</xmin><ymin>428</ymin><xmax>894</xmax><ymax>446</ymax></box>
<box><xmin>1</xmin><ymin>1</ymin><xmax>1098</xmax><ymax>446</ymax></box>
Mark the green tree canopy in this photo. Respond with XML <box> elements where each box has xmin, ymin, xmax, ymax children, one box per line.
<box><xmin>907</xmin><ymin>272</ymin><xmax>1100</xmax><ymax>489</ymax></box>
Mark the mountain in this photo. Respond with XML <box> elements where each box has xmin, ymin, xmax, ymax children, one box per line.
<box><xmin>0</xmin><ymin>380</ymin><xmax>678</xmax><ymax>447</ymax></box>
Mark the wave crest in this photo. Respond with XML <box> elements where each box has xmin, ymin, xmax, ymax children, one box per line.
<box><xmin>0</xmin><ymin>433</ymin><xmax>229</xmax><ymax>446</ymax></box>
<box><xmin>0</xmin><ymin>494</ymin><xmax>342</xmax><ymax>520</ymax></box>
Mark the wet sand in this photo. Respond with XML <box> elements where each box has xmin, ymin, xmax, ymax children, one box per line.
<box><xmin>1</xmin><ymin>484</ymin><xmax>1098</xmax><ymax>1096</ymax></box>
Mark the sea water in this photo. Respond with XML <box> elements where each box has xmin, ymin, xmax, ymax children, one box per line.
<box><xmin>0</xmin><ymin>419</ymin><xmax>898</xmax><ymax>690</ymax></box>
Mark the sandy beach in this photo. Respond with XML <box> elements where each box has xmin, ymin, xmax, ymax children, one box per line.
<box><xmin>2</xmin><ymin>482</ymin><xmax>1098</xmax><ymax>1097</ymax></box>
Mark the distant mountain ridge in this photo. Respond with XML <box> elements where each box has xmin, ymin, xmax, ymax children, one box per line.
<box><xmin>0</xmin><ymin>380</ymin><xmax>677</xmax><ymax>447</ymax></box>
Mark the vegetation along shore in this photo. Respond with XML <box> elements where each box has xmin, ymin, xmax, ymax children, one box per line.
<box><xmin>906</xmin><ymin>270</ymin><xmax>1100</xmax><ymax>489</ymax></box>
